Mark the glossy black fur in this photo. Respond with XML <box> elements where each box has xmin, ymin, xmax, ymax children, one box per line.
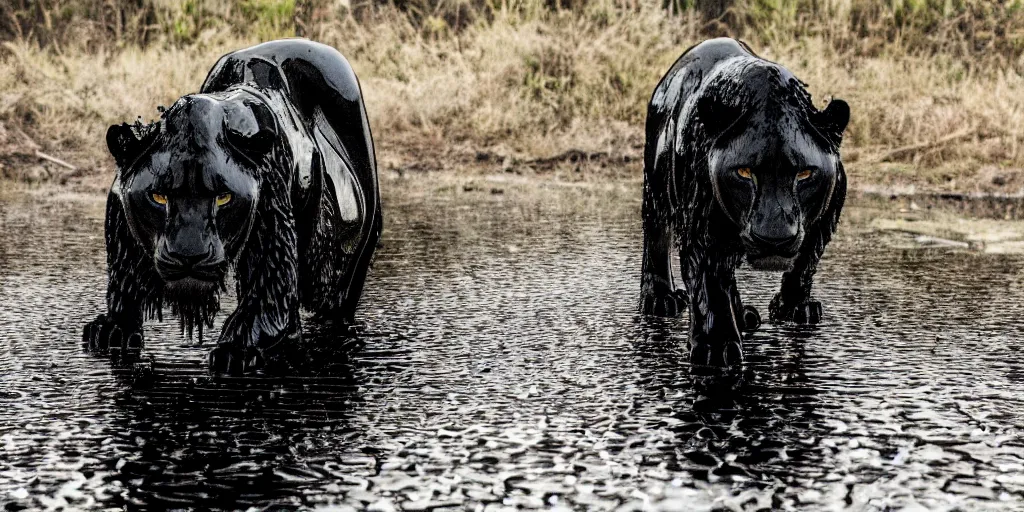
<box><xmin>83</xmin><ymin>40</ymin><xmax>383</xmax><ymax>374</ymax></box>
<box><xmin>638</xmin><ymin>38</ymin><xmax>849</xmax><ymax>371</ymax></box>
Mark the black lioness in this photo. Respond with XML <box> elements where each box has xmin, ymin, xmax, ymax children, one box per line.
<box><xmin>83</xmin><ymin>40</ymin><xmax>383</xmax><ymax>374</ymax></box>
<box><xmin>639</xmin><ymin>38</ymin><xmax>849</xmax><ymax>370</ymax></box>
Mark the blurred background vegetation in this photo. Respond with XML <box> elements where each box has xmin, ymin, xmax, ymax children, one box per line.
<box><xmin>0</xmin><ymin>0</ymin><xmax>1022</xmax><ymax>193</ymax></box>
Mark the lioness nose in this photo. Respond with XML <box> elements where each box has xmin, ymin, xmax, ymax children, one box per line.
<box><xmin>750</xmin><ymin>231</ymin><xmax>798</xmax><ymax>249</ymax></box>
<box><xmin>165</xmin><ymin>249</ymin><xmax>211</xmax><ymax>268</ymax></box>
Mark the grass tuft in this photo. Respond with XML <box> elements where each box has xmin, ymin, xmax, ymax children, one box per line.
<box><xmin>0</xmin><ymin>0</ymin><xmax>1022</xmax><ymax>194</ymax></box>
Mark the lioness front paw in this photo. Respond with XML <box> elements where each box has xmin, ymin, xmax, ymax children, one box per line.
<box><xmin>640</xmin><ymin>288</ymin><xmax>688</xmax><ymax>318</ymax></box>
<box><xmin>208</xmin><ymin>328</ymin><xmax>300</xmax><ymax>375</ymax></box>
<box><xmin>768</xmin><ymin>296</ymin><xmax>822</xmax><ymax>325</ymax></box>
<box><xmin>208</xmin><ymin>344</ymin><xmax>265</xmax><ymax>375</ymax></box>
<box><xmin>82</xmin><ymin>314</ymin><xmax>143</xmax><ymax>356</ymax></box>
<box><xmin>689</xmin><ymin>339</ymin><xmax>743</xmax><ymax>372</ymax></box>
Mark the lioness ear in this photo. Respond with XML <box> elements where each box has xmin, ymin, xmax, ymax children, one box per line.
<box><xmin>106</xmin><ymin>123</ymin><xmax>148</xmax><ymax>168</ymax></box>
<box><xmin>697</xmin><ymin>95</ymin><xmax>743</xmax><ymax>138</ymax></box>
<box><xmin>817</xmin><ymin>98</ymin><xmax>850</xmax><ymax>143</ymax></box>
<box><xmin>224</xmin><ymin>100</ymin><xmax>278</xmax><ymax>156</ymax></box>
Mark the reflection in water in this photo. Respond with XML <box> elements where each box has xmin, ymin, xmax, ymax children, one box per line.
<box><xmin>0</xmin><ymin>182</ymin><xmax>1023</xmax><ymax>510</ymax></box>
<box><xmin>100</xmin><ymin>333</ymin><xmax>366</xmax><ymax>509</ymax></box>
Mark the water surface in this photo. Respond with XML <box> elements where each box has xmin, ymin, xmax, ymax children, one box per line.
<box><xmin>1</xmin><ymin>180</ymin><xmax>1023</xmax><ymax>510</ymax></box>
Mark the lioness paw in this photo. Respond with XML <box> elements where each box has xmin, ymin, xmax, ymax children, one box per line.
<box><xmin>769</xmin><ymin>296</ymin><xmax>823</xmax><ymax>325</ymax></box>
<box><xmin>640</xmin><ymin>288</ymin><xmax>688</xmax><ymax>318</ymax></box>
<box><xmin>208</xmin><ymin>345</ymin><xmax>264</xmax><ymax>375</ymax></box>
<box><xmin>82</xmin><ymin>314</ymin><xmax>143</xmax><ymax>356</ymax></box>
<box><xmin>209</xmin><ymin>326</ymin><xmax>299</xmax><ymax>375</ymax></box>
<box><xmin>792</xmin><ymin>301</ymin><xmax>823</xmax><ymax>324</ymax></box>
<box><xmin>689</xmin><ymin>339</ymin><xmax>743</xmax><ymax>372</ymax></box>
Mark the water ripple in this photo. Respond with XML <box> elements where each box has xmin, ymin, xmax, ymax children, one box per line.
<box><xmin>0</xmin><ymin>187</ymin><xmax>1022</xmax><ymax>510</ymax></box>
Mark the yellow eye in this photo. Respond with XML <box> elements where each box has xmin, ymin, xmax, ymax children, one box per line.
<box><xmin>216</xmin><ymin>193</ymin><xmax>232</xmax><ymax>207</ymax></box>
<box><xmin>151</xmin><ymin>193</ymin><xmax>167</xmax><ymax>205</ymax></box>
<box><xmin>736</xmin><ymin>167</ymin><xmax>753</xmax><ymax>180</ymax></box>
<box><xmin>796</xmin><ymin>169</ymin><xmax>814</xmax><ymax>181</ymax></box>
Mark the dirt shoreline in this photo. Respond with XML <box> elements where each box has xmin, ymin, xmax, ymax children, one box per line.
<box><xmin>4</xmin><ymin>152</ymin><xmax>1023</xmax><ymax>221</ymax></box>
<box><xmin>6</xmin><ymin>140</ymin><xmax>1024</xmax><ymax>204</ymax></box>
<box><xmin>3</xmin><ymin>163</ymin><xmax>1023</xmax><ymax>257</ymax></box>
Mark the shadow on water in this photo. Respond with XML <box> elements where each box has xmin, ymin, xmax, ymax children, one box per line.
<box><xmin>1</xmin><ymin>181</ymin><xmax>1024</xmax><ymax>510</ymax></box>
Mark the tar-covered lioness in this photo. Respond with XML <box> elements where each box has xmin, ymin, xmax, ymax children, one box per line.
<box><xmin>639</xmin><ymin>38</ymin><xmax>849</xmax><ymax>370</ymax></box>
<box><xmin>83</xmin><ymin>39</ymin><xmax>383</xmax><ymax>374</ymax></box>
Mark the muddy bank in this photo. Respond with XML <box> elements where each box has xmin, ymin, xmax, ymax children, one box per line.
<box><xmin>4</xmin><ymin>132</ymin><xmax>1024</xmax><ymax>201</ymax></box>
<box><xmin>4</xmin><ymin>169</ymin><xmax>1024</xmax><ymax>261</ymax></box>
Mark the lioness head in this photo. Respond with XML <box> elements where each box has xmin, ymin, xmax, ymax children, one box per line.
<box><xmin>108</xmin><ymin>90</ymin><xmax>279</xmax><ymax>299</ymax></box>
<box><xmin>699</xmin><ymin>63</ymin><xmax>850</xmax><ymax>271</ymax></box>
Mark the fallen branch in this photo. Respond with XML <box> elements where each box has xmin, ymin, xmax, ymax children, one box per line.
<box><xmin>869</xmin><ymin>126</ymin><xmax>977</xmax><ymax>163</ymax></box>
<box><xmin>35</xmin><ymin>150</ymin><xmax>76</xmax><ymax>171</ymax></box>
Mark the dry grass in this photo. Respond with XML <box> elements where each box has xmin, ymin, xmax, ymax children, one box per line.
<box><xmin>1</xmin><ymin>0</ymin><xmax>1023</xmax><ymax>194</ymax></box>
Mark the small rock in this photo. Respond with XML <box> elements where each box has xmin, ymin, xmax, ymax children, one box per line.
<box><xmin>21</xmin><ymin>165</ymin><xmax>48</xmax><ymax>183</ymax></box>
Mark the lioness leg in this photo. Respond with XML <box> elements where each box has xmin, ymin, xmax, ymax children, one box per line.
<box><xmin>769</xmin><ymin>176</ymin><xmax>846</xmax><ymax>325</ymax></box>
<box><xmin>640</xmin><ymin>217</ymin><xmax>686</xmax><ymax>317</ymax></box>
<box><xmin>684</xmin><ymin>250</ymin><xmax>743</xmax><ymax>369</ymax></box>
<box><xmin>302</xmin><ymin>169</ymin><xmax>382</xmax><ymax>326</ymax></box>
<box><xmin>768</xmin><ymin>251</ymin><xmax>824</xmax><ymax>325</ymax></box>
<box><xmin>83</xmin><ymin>191</ymin><xmax>152</xmax><ymax>355</ymax></box>
<box><xmin>210</xmin><ymin>171</ymin><xmax>301</xmax><ymax>374</ymax></box>
<box><xmin>326</xmin><ymin>165</ymin><xmax>382</xmax><ymax>324</ymax></box>
<box><xmin>639</xmin><ymin>130</ymin><xmax>686</xmax><ymax>317</ymax></box>
<box><xmin>768</xmin><ymin>231</ymin><xmax>831</xmax><ymax>325</ymax></box>
<box><xmin>724</xmin><ymin>271</ymin><xmax>760</xmax><ymax>332</ymax></box>
<box><xmin>331</xmin><ymin>205</ymin><xmax>381</xmax><ymax>324</ymax></box>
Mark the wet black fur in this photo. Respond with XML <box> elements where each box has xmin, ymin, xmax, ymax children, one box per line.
<box><xmin>84</xmin><ymin>40</ymin><xmax>383</xmax><ymax>372</ymax></box>
<box><xmin>638</xmin><ymin>38</ymin><xmax>848</xmax><ymax>370</ymax></box>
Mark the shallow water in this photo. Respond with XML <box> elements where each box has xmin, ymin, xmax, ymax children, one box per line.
<box><xmin>1</xmin><ymin>182</ymin><xmax>1023</xmax><ymax>511</ymax></box>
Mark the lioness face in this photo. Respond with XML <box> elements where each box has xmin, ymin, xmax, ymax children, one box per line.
<box><xmin>707</xmin><ymin>100</ymin><xmax>849</xmax><ymax>271</ymax></box>
<box><xmin>108</xmin><ymin>91</ymin><xmax>278</xmax><ymax>295</ymax></box>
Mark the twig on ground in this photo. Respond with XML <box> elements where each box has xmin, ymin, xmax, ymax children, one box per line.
<box><xmin>869</xmin><ymin>126</ymin><xmax>978</xmax><ymax>163</ymax></box>
<box><xmin>35</xmin><ymin>150</ymin><xmax>76</xmax><ymax>171</ymax></box>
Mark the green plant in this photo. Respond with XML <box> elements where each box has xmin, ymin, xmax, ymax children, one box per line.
<box><xmin>239</xmin><ymin>0</ymin><xmax>297</xmax><ymax>40</ymax></box>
